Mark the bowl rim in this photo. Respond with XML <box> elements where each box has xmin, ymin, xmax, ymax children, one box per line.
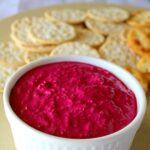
<box><xmin>3</xmin><ymin>55</ymin><xmax>147</xmax><ymax>142</ymax></box>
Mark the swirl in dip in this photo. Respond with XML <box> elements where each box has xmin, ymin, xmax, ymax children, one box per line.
<box><xmin>10</xmin><ymin>62</ymin><xmax>137</xmax><ymax>139</ymax></box>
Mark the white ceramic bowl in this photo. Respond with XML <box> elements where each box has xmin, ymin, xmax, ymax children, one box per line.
<box><xmin>3</xmin><ymin>56</ymin><xmax>146</xmax><ymax>150</ymax></box>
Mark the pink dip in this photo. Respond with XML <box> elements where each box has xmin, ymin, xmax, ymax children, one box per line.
<box><xmin>10</xmin><ymin>62</ymin><xmax>137</xmax><ymax>139</ymax></box>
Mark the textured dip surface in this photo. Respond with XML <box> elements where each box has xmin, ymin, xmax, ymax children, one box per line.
<box><xmin>10</xmin><ymin>62</ymin><xmax>137</xmax><ymax>138</ymax></box>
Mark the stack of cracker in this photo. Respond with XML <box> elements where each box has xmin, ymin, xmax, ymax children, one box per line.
<box><xmin>0</xmin><ymin>7</ymin><xmax>150</xmax><ymax>93</ymax></box>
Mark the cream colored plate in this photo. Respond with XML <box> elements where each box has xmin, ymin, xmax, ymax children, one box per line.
<box><xmin>0</xmin><ymin>3</ymin><xmax>149</xmax><ymax>150</ymax></box>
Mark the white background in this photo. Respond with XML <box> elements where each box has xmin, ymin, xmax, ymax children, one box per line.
<box><xmin>0</xmin><ymin>0</ymin><xmax>150</xmax><ymax>19</ymax></box>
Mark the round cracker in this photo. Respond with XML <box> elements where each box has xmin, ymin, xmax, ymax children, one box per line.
<box><xmin>134</xmin><ymin>28</ymin><xmax>150</xmax><ymax>50</ymax></box>
<box><xmin>137</xmin><ymin>55</ymin><xmax>150</xmax><ymax>73</ymax></box>
<box><xmin>85</xmin><ymin>18</ymin><xmax>128</xmax><ymax>35</ymax></box>
<box><xmin>0</xmin><ymin>42</ymin><xmax>25</xmax><ymax>67</ymax></box>
<box><xmin>105</xmin><ymin>27</ymin><xmax>130</xmax><ymax>42</ymax></box>
<box><xmin>10</xmin><ymin>18</ymin><xmax>41</xmax><ymax>47</ymax></box>
<box><xmin>99</xmin><ymin>35</ymin><xmax>140</xmax><ymax>67</ymax></box>
<box><xmin>28</xmin><ymin>17</ymin><xmax>76</xmax><ymax>45</ymax></box>
<box><xmin>16</xmin><ymin>42</ymin><xmax>55</xmax><ymax>53</ymax></box>
<box><xmin>45</xmin><ymin>9</ymin><xmax>87</xmax><ymax>24</ymax></box>
<box><xmin>125</xmin><ymin>66</ymin><xmax>148</xmax><ymax>93</ymax></box>
<box><xmin>51</xmin><ymin>42</ymin><xmax>100</xmax><ymax>58</ymax></box>
<box><xmin>87</xmin><ymin>7</ymin><xmax>129</xmax><ymax>23</ymax></box>
<box><xmin>128</xmin><ymin>11</ymin><xmax>150</xmax><ymax>26</ymax></box>
<box><xmin>119</xmin><ymin>27</ymin><xmax>131</xmax><ymax>42</ymax></box>
<box><xmin>127</xmin><ymin>30</ymin><xmax>150</xmax><ymax>56</ymax></box>
<box><xmin>24</xmin><ymin>51</ymin><xmax>51</xmax><ymax>64</ymax></box>
<box><xmin>73</xmin><ymin>28</ymin><xmax>105</xmax><ymax>47</ymax></box>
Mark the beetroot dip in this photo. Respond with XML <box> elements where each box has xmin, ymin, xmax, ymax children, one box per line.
<box><xmin>10</xmin><ymin>62</ymin><xmax>137</xmax><ymax>139</ymax></box>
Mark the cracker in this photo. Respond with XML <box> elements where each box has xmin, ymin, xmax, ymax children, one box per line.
<box><xmin>134</xmin><ymin>28</ymin><xmax>150</xmax><ymax>50</ymax></box>
<box><xmin>87</xmin><ymin>7</ymin><xmax>129</xmax><ymax>23</ymax></box>
<box><xmin>73</xmin><ymin>28</ymin><xmax>105</xmax><ymax>47</ymax></box>
<box><xmin>0</xmin><ymin>65</ymin><xmax>16</xmax><ymax>92</ymax></box>
<box><xmin>99</xmin><ymin>35</ymin><xmax>140</xmax><ymax>67</ymax></box>
<box><xmin>125</xmin><ymin>66</ymin><xmax>148</xmax><ymax>93</ymax></box>
<box><xmin>119</xmin><ymin>27</ymin><xmax>131</xmax><ymax>42</ymax></box>
<box><xmin>105</xmin><ymin>27</ymin><xmax>130</xmax><ymax>42</ymax></box>
<box><xmin>85</xmin><ymin>18</ymin><xmax>128</xmax><ymax>35</ymax></box>
<box><xmin>16</xmin><ymin>43</ymin><xmax>55</xmax><ymax>53</ymax></box>
<box><xmin>127</xmin><ymin>30</ymin><xmax>150</xmax><ymax>56</ymax></box>
<box><xmin>137</xmin><ymin>55</ymin><xmax>150</xmax><ymax>73</ymax></box>
<box><xmin>24</xmin><ymin>51</ymin><xmax>51</xmax><ymax>64</ymax></box>
<box><xmin>28</xmin><ymin>17</ymin><xmax>76</xmax><ymax>44</ymax></box>
<box><xmin>128</xmin><ymin>11</ymin><xmax>150</xmax><ymax>26</ymax></box>
<box><xmin>0</xmin><ymin>42</ymin><xmax>25</xmax><ymax>67</ymax></box>
<box><xmin>45</xmin><ymin>9</ymin><xmax>87</xmax><ymax>24</ymax></box>
<box><xmin>51</xmin><ymin>42</ymin><xmax>100</xmax><ymax>58</ymax></box>
<box><xmin>10</xmin><ymin>18</ymin><xmax>41</xmax><ymax>47</ymax></box>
